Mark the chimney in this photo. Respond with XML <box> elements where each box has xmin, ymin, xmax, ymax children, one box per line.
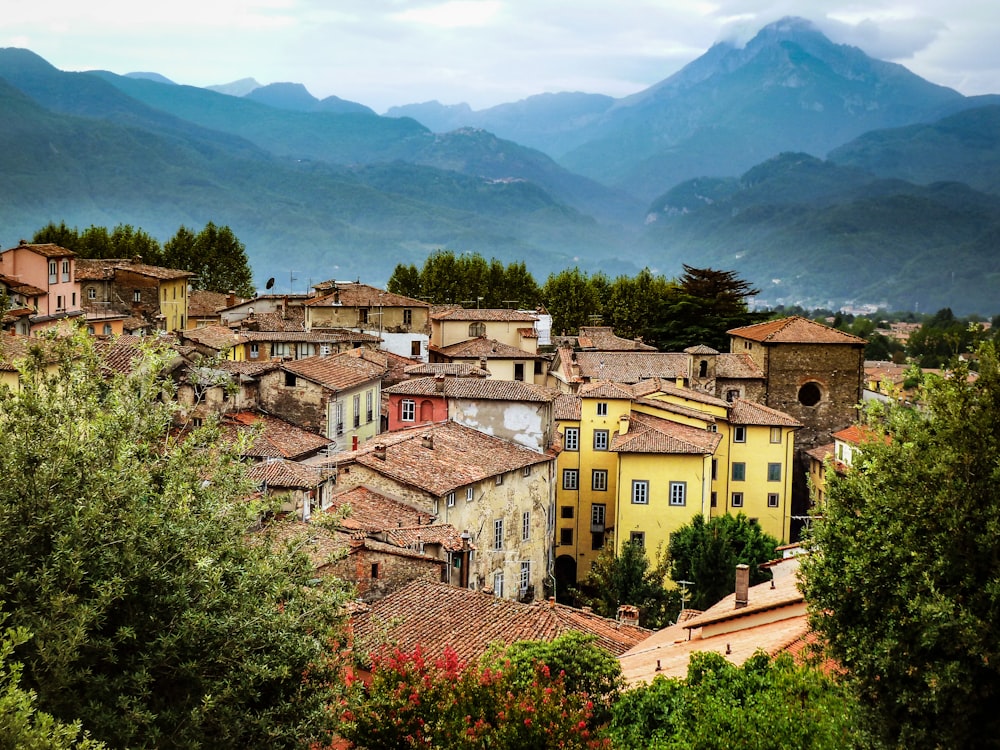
<box><xmin>617</xmin><ymin>604</ymin><xmax>639</xmax><ymax>626</ymax></box>
<box><xmin>735</xmin><ymin>564</ymin><xmax>750</xmax><ymax>609</ymax></box>
<box><xmin>548</xmin><ymin>596</ymin><xmax>556</xmax><ymax>609</ymax></box>
<box><xmin>676</xmin><ymin>376</ymin><xmax>684</xmax><ymax>388</ymax></box>
<box><xmin>619</xmin><ymin>414</ymin><xmax>630</xmax><ymax>435</ymax></box>
<box><xmin>226</xmin><ymin>291</ymin><xmax>236</xmax><ymax>307</ymax></box>
<box><xmin>435</xmin><ymin>373</ymin><xmax>445</xmax><ymax>392</ymax></box>
<box><xmin>421</xmin><ymin>433</ymin><xmax>434</xmax><ymax>450</ymax></box>
<box><xmin>373</xmin><ymin>443</ymin><xmax>387</xmax><ymax>461</ymax></box>
<box><xmin>478</xmin><ymin>355</ymin><xmax>487</xmax><ymax>370</ymax></box>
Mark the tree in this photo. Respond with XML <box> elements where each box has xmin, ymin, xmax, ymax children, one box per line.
<box><xmin>32</xmin><ymin>223</ymin><xmax>163</xmax><ymax>264</ymax></box>
<box><xmin>609</xmin><ymin>651</ymin><xmax>861</xmax><ymax>749</ymax></box>
<box><xmin>386</xmin><ymin>263</ymin><xmax>421</xmax><ymax>298</ymax></box>
<box><xmin>0</xmin><ymin>332</ymin><xmax>348</xmax><ymax>748</ymax></box>
<box><xmin>163</xmin><ymin>222</ymin><xmax>255</xmax><ymax>297</ymax></box>
<box><xmin>541</xmin><ymin>267</ymin><xmax>603</xmax><ymax>335</ymax></box>
<box><xmin>581</xmin><ymin>541</ymin><xmax>675</xmax><ymax>628</ymax></box>
<box><xmin>668</xmin><ymin>514</ymin><xmax>778</xmax><ymax>611</ymax></box>
<box><xmin>801</xmin><ymin>343</ymin><xmax>1000</xmax><ymax>749</ymax></box>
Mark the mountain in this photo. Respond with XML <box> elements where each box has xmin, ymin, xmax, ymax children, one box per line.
<box><xmin>244</xmin><ymin>82</ymin><xmax>375</xmax><ymax>115</ymax></box>
<box><xmin>125</xmin><ymin>72</ymin><xmax>175</xmax><ymax>85</ymax></box>
<box><xmin>206</xmin><ymin>77</ymin><xmax>261</xmax><ymax>96</ymax></box>
<box><xmin>641</xmin><ymin>152</ymin><xmax>1000</xmax><ymax>314</ymax></box>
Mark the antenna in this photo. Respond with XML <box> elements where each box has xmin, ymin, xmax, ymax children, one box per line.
<box><xmin>677</xmin><ymin>579</ymin><xmax>695</xmax><ymax>610</ymax></box>
<box><xmin>265</xmin><ymin>277</ymin><xmax>275</xmax><ymax>290</ymax></box>
<box><xmin>289</xmin><ymin>270</ymin><xmax>298</xmax><ymax>295</ymax></box>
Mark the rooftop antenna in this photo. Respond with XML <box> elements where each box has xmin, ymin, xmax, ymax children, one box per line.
<box><xmin>289</xmin><ymin>270</ymin><xmax>298</xmax><ymax>295</ymax></box>
<box><xmin>677</xmin><ymin>579</ymin><xmax>694</xmax><ymax>610</ymax></box>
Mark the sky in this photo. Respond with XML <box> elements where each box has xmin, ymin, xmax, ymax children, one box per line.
<box><xmin>3</xmin><ymin>1</ymin><xmax>998</xmax><ymax>113</ymax></box>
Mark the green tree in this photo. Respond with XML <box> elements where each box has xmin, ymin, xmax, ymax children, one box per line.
<box><xmin>668</xmin><ymin>514</ymin><xmax>778</xmax><ymax>611</ymax></box>
<box><xmin>541</xmin><ymin>267</ymin><xmax>603</xmax><ymax>335</ymax></box>
<box><xmin>581</xmin><ymin>541</ymin><xmax>675</xmax><ymax>628</ymax></box>
<box><xmin>32</xmin><ymin>223</ymin><xmax>163</xmax><ymax>264</ymax></box>
<box><xmin>801</xmin><ymin>343</ymin><xmax>1000</xmax><ymax>749</ymax></box>
<box><xmin>163</xmin><ymin>222</ymin><xmax>255</xmax><ymax>297</ymax></box>
<box><xmin>31</xmin><ymin>222</ymin><xmax>81</xmax><ymax>251</ymax></box>
<box><xmin>386</xmin><ymin>263</ymin><xmax>422</xmax><ymax>298</ymax></box>
<box><xmin>0</xmin><ymin>332</ymin><xmax>347</xmax><ymax>748</ymax></box>
<box><xmin>609</xmin><ymin>651</ymin><xmax>861</xmax><ymax>749</ymax></box>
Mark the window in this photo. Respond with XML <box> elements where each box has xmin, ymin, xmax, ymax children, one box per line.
<box><xmin>133</xmin><ymin>290</ymin><xmax>141</xmax><ymax>303</ymax></box>
<box><xmin>591</xmin><ymin>503</ymin><xmax>606</xmax><ymax>528</ymax></box>
<box><xmin>353</xmin><ymin>394</ymin><xmax>361</xmax><ymax>428</ymax></box>
<box><xmin>592</xmin><ymin>470</ymin><xmax>608</xmax><ymax>491</ymax></box>
<box><xmin>297</xmin><ymin>343</ymin><xmax>316</xmax><ymax>359</ymax></box>
<box><xmin>560</xmin><ymin>505</ymin><xmax>574</xmax><ymax>519</ymax></box>
<box><xmin>447</xmin><ymin>492</ymin><xmax>456</xmax><ymax>508</ymax></box>
<box><xmin>596</xmin><ymin>402</ymin><xmax>608</xmax><ymax>416</ymax></box>
<box><xmin>284</xmin><ymin>372</ymin><xmax>296</xmax><ymax>387</ymax></box>
<box><xmin>560</xmin><ymin>528</ymin><xmax>573</xmax><ymax>545</ymax></box>
<box><xmin>249</xmin><ymin>343</ymin><xmax>259</xmax><ymax>359</ymax></box>
<box><xmin>272</xmin><ymin>342</ymin><xmax>290</xmax><ymax>357</ymax></box>
<box><xmin>366</xmin><ymin>391</ymin><xmax>374</xmax><ymax>422</ymax></box>
<box><xmin>564</xmin><ymin>427</ymin><xmax>579</xmax><ymax>451</ymax></box>
<box><xmin>798</xmin><ymin>382</ymin><xmax>822</xmax><ymax>407</ymax></box>
<box><xmin>466</xmin><ymin>487</ymin><xmax>474</xmax><ymax>502</ymax></box>
<box><xmin>71</xmin><ymin>292</ymin><xmax>76</xmax><ymax>306</ymax></box>
<box><xmin>726</xmin><ymin>389</ymin><xmax>741</xmax><ymax>402</ymax></box>
<box><xmin>87</xmin><ymin>287</ymin><xmax>96</xmax><ymax>300</ymax></box>
<box><xmin>493</xmin><ymin>519</ymin><xmax>504</xmax><ymax>550</ymax></box>
<box><xmin>732</xmin><ymin>462</ymin><xmax>746</xmax><ymax>481</ymax></box>
<box><xmin>433</xmin><ymin>498</ymin><xmax>440</xmax><ymax>515</ymax></box>
<box><xmin>711</xmin><ymin>491</ymin><xmax>718</xmax><ymax>507</ymax></box>
<box><xmin>712</xmin><ymin>459</ymin><xmax>717</xmax><ymax>480</ymax></box>
<box><xmin>520</xmin><ymin>561</ymin><xmax>530</xmax><ymax>593</ymax></box>
<box><xmin>731</xmin><ymin>492</ymin><xmax>744</xmax><ymax>508</ymax></box>
<box><xmin>493</xmin><ymin>572</ymin><xmax>504</xmax><ymax>598</ymax></box>
<box><xmin>403</xmin><ymin>308</ymin><xmax>413</xmax><ymax>326</ymax></box>
<box><xmin>522</xmin><ymin>511</ymin><xmax>530</xmax><ymax>541</ymax></box>
<box><xmin>87</xmin><ymin>325</ymin><xmax>95</xmax><ymax>335</ymax></box>
<box><xmin>734</xmin><ymin>426</ymin><xmax>746</xmax><ymax>443</ymax></box>
<box><xmin>495</xmin><ymin>474</ymin><xmax>503</xmax><ymax>486</ymax></box>
<box><xmin>334</xmin><ymin>402</ymin><xmax>344</xmax><ymax>436</ymax></box>
<box><xmin>669</xmin><ymin>481</ymin><xmax>686</xmax><ymax>506</ymax></box>
<box><xmin>630</xmin><ymin>531</ymin><xmax>645</xmax><ymax>548</ymax></box>
<box><xmin>768</xmin><ymin>493</ymin><xmax>780</xmax><ymax>508</ymax></box>
<box><xmin>770</xmin><ymin>427</ymin><xmax>782</xmax><ymax>443</ymax></box>
<box><xmin>48</xmin><ymin>261</ymin><xmax>57</xmax><ymax>284</ymax></box>
<box><xmin>359</xmin><ymin>308</ymin><xmax>369</xmax><ymax>324</ymax></box>
<box><xmin>401</xmin><ymin>399</ymin><xmax>415</xmax><ymax>422</ymax></box>
<box><xmin>593</xmin><ymin>430</ymin><xmax>609</xmax><ymax>451</ymax></box>
<box><xmin>699</xmin><ymin>359</ymin><xmax>708</xmax><ymax>377</ymax></box>
<box><xmin>56</xmin><ymin>295</ymin><xmax>64</xmax><ymax>311</ymax></box>
<box><xmin>410</xmin><ymin>340</ymin><xmax>421</xmax><ymax>356</ymax></box>
<box><xmin>514</xmin><ymin>363</ymin><xmax>524</xmax><ymax>381</ymax></box>
<box><xmin>469</xmin><ymin>322</ymin><xmax>486</xmax><ymax>337</ymax></box>
<box><xmin>631</xmin><ymin>480</ymin><xmax>649</xmax><ymax>504</ymax></box>
<box><xmin>592</xmin><ymin>532</ymin><xmax>604</xmax><ymax>550</ymax></box>
<box><xmin>163</xmin><ymin>288</ymin><xmax>167</xmax><ymax>302</ymax></box>
<box><xmin>371</xmin><ymin>563</ymin><xmax>380</xmax><ymax>579</ymax></box>
<box><xmin>523</xmin><ymin>465</ymin><xmax>531</xmax><ymax>477</ymax></box>
<box><xmin>768</xmin><ymin>463</ymin><xmax>782</xmax><ymax>482</ymax></box>
<box><xmin>562</xmin><ymin>470</ymin><xmax>579</xmax><ymax>490</ymax></box>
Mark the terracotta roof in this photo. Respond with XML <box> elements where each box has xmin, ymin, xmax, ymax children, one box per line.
<box><xmin>728</xmin><ymin>399</ymin><xmax>803</xmax><ymax>428</ymax></box>
<box><xmin>632</xmin><ymin>397</ymin><xmax>719</xmax><ymax>425</ymax></box>
<box><xmin>219</xmin><ymin>411</ymin><xmax>332</xmax><ymax>460</ymax></box>
<box><xmin>382</xmin><ymin>524</ymin><xmax>472</xmax><ymax>553</ymax></box>
<box><xmin>715</xmin><ymin>352</ymin><xmax>765</xmax><ymax>379</ymax></box>
<box><xmin>430</xmin><ymin>308</ymin><xmax>537</xmax><ymax>322</ymax></box>
<box><xmin>0</xmin><ymin>333</ymin><xmax>61</xmax><ymax>372</ymax></box>
<box><xmin>0</xmin><ymin>274</ymin><xmax>46</xmax><ymax>297</ymax></box>
<box><xmin>180</xmin><ymin>325</ymin><xmax>247</xmax><ymax>351</ymax></box>
<box><xmin>5</xmin><ymin>242</ymin><xmax>73</xmax><ymax>258</ymax></box>
<box><xmin>578</xmin><ymin>380</ymin><xmax>635</xmax><ymax>400</ymax></box>
<box><xmin>212</xmin><ymin>359</ymin><xmax>281</xmax><ymax>377</ymax></box>
<box><xmin>352</xmin><ymin>579</ymin><xmax>649</xmax><ymax>664</ymax></box>
<box><xmin>553</xmin><ymin>393</ymin><xmax>582</xmax><ymax>421</ymax></box>
<box><xmin>304</xmin><ymin>282</ymin><xmax>429</xmax><ymax>309</ymax></box>
<box><xmin>684</xmin><ymin>344</ymin><xmax>719</xmax><ymax>355</ymax></box>
<box><xmin>246</xmin><ymin>458</ymin><xmax>333</xmax><ymax>488</ymax></box>
<box><xmin>242</xmin><ymin>308</ymin><xmax>306</xmax><ymax>332</ymax></box>
<box><xmin>74</xmin><ymin>257</ymin><xmax>192</xmax><ymax>281</ymax></box>
<box><xmin>571</xmin><ymin>351</ymin><xmax>689</xmax><ymax>383</ymax></box>
<box><xmin>325</xmin><ymin>484</ymin><xmax>429</xmax><ymax>531</ymax></box>
<box><xmin>643</xmin><ymin>380</ymin><xmax>731</xmax><ymax>408</ymax></box>
<box><xmin>431</xmin><ymin>337</ymin><xmax>543</xmax><ymax>360</ymax></box>
<box><xmin>576</xmin><ymin>326</ymin><xmax>657</xmax><ymax>351</ymax></box>
<box><xmin>187</xmin><ymin>290</ymin><xmax>232</xmax><ymax>318</ymax></box>
<box><xmin>832</xmin><ymin>424</ymin><xmax>889</xmax><ymax>446</ymax></box>
<box><xmin>404</xmin><ymin>362</ymin><xmax>491</xmax><ymax>378</ymax></box>
<box><xmin>243</xmin><ymin>330</ymin><xmax>379</xmax><ymax>344</ymax></box>
<box><xmin>727</xmin><ymin>316</ymin><xmax>866</xmax><ymax>345</ymax></box>
<box><xmin>611</xmin><ymin>411</ymin><xmax>721</xmax><ymax>455</ymax></box>
<box><xmin>95</xmin><ymin>335</ymin><xmax>153</xmax><ymax>375</ymax></box>
<box><xmin>682</xmin><ymin>564</ymin><xmax>804</xmax><ymax>631</ymax></box>
<box><xmin>282</xmin><ymin>349</ymin><xmax>387</xmax><ymax>390</ymax></box>
<box><xmin>385</xmin><ymin>376</ymin><xmax>558</xmax><ymax>403</ymax></box>
<box><xmin>329</xmin><ymin>421</ymin><xmax>555</xmax><ymax>496</ymax></box>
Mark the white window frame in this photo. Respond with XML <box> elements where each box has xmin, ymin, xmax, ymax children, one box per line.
<box><xmin>493</xmin><ymin>571</ymin><xmax>503</xmax><ymax>597</ymax></box>
<box><xmin>734</xmin><ymin>426</ymin><xmax>747</xmax><ymax>443</ymax></box>
<box><xmin>731</xmin><ymin>492</ymin><xmax>744</xmax><ymax>508</ymax></box>
<box><xmin>564</xmin><ymin>427</ymin><xmax>579</xmax><ymax>451</ymax></box>
<box><xmin>493</xmin><ymin>519</ymin><xmax>504</xmax><ymax>550</ymax></box>
<box><xmin>632</xmin><ymin>480</ymin><xmax>649</xmax><ymax>505</ymax></box>
<box><xmin>768</xmin><ymin>492</ymin><xmax>780</xmax><ymax>508</ymax></box>
<box><xmin>523</xmin><ymin>465</ymin><xmax>531</xmax><ymax>477</ymax></box>
<box><xmin>770</xmin><ymin>427</ymin><xmax>782</xmax><ymax>443</ymax></box>
<box><xmin>563</xmin><ymin>469</ymin><xmax>579</xmax><ymax>490</ymax></box>
<box><xmin>447</xmin><ymin>491</ymin><xmax>455</xmax><ymax>508</ymax></box>
<box><xmin>466</xmin><ymin>486</ymin><xmax>474</xmax><ymax>502</ymax></box>
<box><xmin>591</xmin><ymin>503</ymin><xmax>606</xmax><ymax>527</ymax></box>
<box><xmin>522</xmin><ymin>511</ymin><xmax>530</xmax><ymax>541</ymax></box>
<box><xmin>519</xmin><ymin>561</ymin><xmax>530</xmax><ymax>593</ymax></box>
<box><xmin>592</xmin><ymin>469</ymin><xmax>608</xmax><ymax>491</ymax></box>
<box><xmin>401</xmin><ymin>399</ymin><xmax>415</xmax><ymax>422</ymax></box>
<box><xmin>669</xmin><ymin>481</ymin><xmax>686</xmax><ymax>506</ymax></box>
<box><xmin>593</xmin><ymin>430</ymin><xmax>609</xmax><ymax>451</ymax></box>
<box><xmin>596</xmin><ymin>402</ymin><xmax>608</xmax><ymax>416</ymax></box>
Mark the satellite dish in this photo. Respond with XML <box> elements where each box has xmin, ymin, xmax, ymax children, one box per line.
<box><xmin>265</xmin><ymin>277</ymin><xmax>275</xmax><ymax>290</ymax></box>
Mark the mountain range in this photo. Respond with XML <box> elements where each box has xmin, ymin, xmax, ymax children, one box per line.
<box><xmin>1</xmin><ymin>17</ymin><xmax>998</xmax><ymax>314</ymax></box>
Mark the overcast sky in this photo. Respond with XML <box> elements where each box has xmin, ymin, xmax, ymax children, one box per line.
<box><xmin>3</xmin><ymin>1</ymin><xmax>998</xmax><ymax>113</ymax></box>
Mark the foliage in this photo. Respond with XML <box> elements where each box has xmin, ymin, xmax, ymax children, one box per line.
<box><xmin>608</xmin><ymin>651</ymin><xmax>861</xmax><ymax>749</ymax></box>
<box><xmin>0</xmin><ymin>621</ymin><xmax>105</xmax><ymax>749</ymax></box>
<box><xmin>0</xmin><ymin>332</ymin><xmax>348</xmax><ymax>749</ymax></box>
<box><xmin>541</xmin><ymin>267</ymin><xmax>606</xmax><ymax>335</ymax></box>
<box><xmin>800</xmin><ymin>343</ymin><xmax>1000</xmax><ymax>749</ymax></box>
<box><xmin>667</xmin><ymin>514</ymin><xmax>778</xmax><ymax>611</ymax></box>
<box><xmin>33</xmin><ymin>222</ymin><xmax>165</xmax><ymax>264</ymax></box>
<box><xmin>339</xmin><ymin>644</ymin><xmax>610</xmax><ymax>749</ymax></box>
<box><xmin>581</xmin><ymin>541</ymin><xmax>675</xmax><ymax>628</ymax></box>
<box><xmin>163</xmin><ymin>222</ymin><xmax>256</xmax><ymax>297</ymax></box>
<box><xmin>906</xmin><ymin>307</ymin><xmax>988</xmax><ymax>367</ymax></box>
<box><xmin>489</xmin><ymin>631</ymin><xmax>624</xmax><ymax>726</ymax></box>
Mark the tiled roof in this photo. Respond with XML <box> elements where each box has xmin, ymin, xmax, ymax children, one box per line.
<box><xmin>5</xmin><ymin>242</ymin><xmax>73</xmax><ymax>258</ymax></box>
<box><xmin>325</xmin><ymin>484</ymin><xmax>430</xmax><ymax>531</ymax></box>
<box><xmin>383</xmin><ymin>524</ymin><xmax>472</xmax><ymax>553</ymax></box>
<box><xmin>385</xmin><ymin>376</ymin><xmax>558</xmax><ymax>403</ymax></box>
<box><xmin>246</xmin><ymin>458</ymin><xmax>333</xmax><ymax>488</ymax></box>
<box><xmin>553</xmin><ymin>393</ymin><xmax>581</xmax><ymax>421</ymax></box>
<box><xmin>282</xmin><ymin>349</ymin><xmax>387</xmax><ymax>390</ymax></box>
<box><xmin>404</xmin><ymin>362</ymin><xmax>491</xmax><ymax>377</ymax></box>
<box><xmin>0</xmin><ymin>274</ymin><xmax>46</xmax><ymax>296</ymax></box>
<box><xmin>715</xmin><ymin>353</ymin><xmax>765</xmax><ymax>379</ymax></box>
<box><xmin>682</xmin><ymin>564</ymin><xmax>804</xmax><ymax>631</ymax></box>
<box><xmin>728</xmin><ymin>316</ymin><xmax>866</xmax><ymax>345</ymax></box>
<box><xmin>73</xmin><ymin>259</ymin><xmax>114</xmax><ymax>281</ymax></box>
<box><xmin>832</xmin><ymin>424</ymin><xmax>889</xmax><ymax>445</ymax></box>
<box><xmin>220</xmin><ymin>411</ymin><xmax>332</xmax><ymax>460</ymax></box>
<box><xmin>180</xmin><ymin>325</ymin><xmax>247</xmax><ymax>351</ymax></box>
<box><xmin>352</xmin><ymin>580</ymin><xmax>649</xmax><ymax>664</ymax></box>
<box><xmin>728</xmin><ymin>399</ymin><xmax>803</xmax><ymax>428</ymax></box>
<box><xmin>572</xmin><ymin>351</ymin><xmax>689</xmax><ymax>383</ymax></box>
<box><xmin>578</xmin><ymin>380</ymin><xmax>635</xmax><ymax>400</ymax></box>
<box><xmin>576</xmin><ymin>326</ymin><xmax>657</xmax><ymax>351</ymax></box>
<box><xmin>632</xmin><ymin>397</ymin><xmax>719</xmax><ymax>425</ymax></box>
<box><xmin>644</xmin><ymin>380</ymin><xmax>731</xmax><ymax>407</ymax></box>
<box><xmin>430</xmin><ymin>308</ymin><xmax>538</xmax><ymax>322</ymax></box>
<box><xmin>330</xmin><ymin>421</ymin><xmax>555</xmax><ymax>496</ymax></box>
<box><xmin>243</xmin><ymin>330</ymin><xmax>379</xmax><ymax>343</ymax></box>
<box><xmin>75</xmin><ymin>258</ymin><xmax>192</xmax><ymax>280</ymax></box>
<box><xmin>0</xmin><ymin>333</ymin><xmax>60</xmax><ymax>371</ymax></box>
<box><xmin>187</xmin><ymin>290</ymin><xmax>232</xmax><ymax>318</ymax></box>
<box><xmin>431</xmin><ymin>337</ymin><xmax>543</xmax><ymax>359</ymax></box>
<box><xmin>611</xmin><ymin>412</ymin><xmax>721</xmax><ymax>454</ymax></box>
<box><xmin>684</xmin><ymin>344</ymin><xmax>719</xmax><ymax>355</ymax></box>
<box><xmin>304</xmin><ymin>282</ymin><xmax>429</xmax><ymax>309</ymax></box>
<box><xmin>212</xmin><ymin>359</ymin><xmax>281</xmax><ymax>377</ymax></box>
<box><xmin>243</xmin><ymin>308</ymin><xmax>306</xmax><ymax>332</ymax></box>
